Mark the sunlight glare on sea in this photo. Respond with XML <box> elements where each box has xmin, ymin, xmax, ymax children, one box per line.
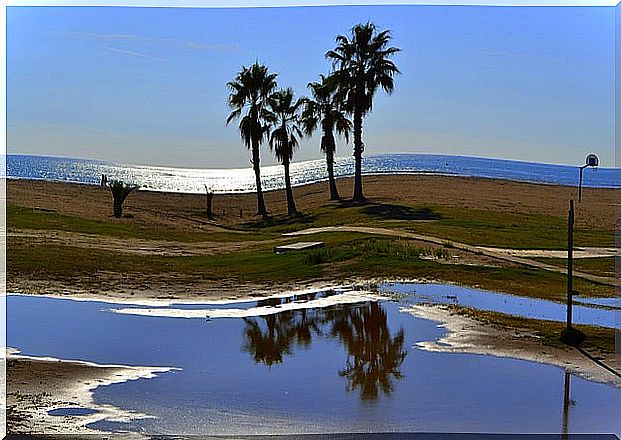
<box><xmin>6</xmin><ymin>154</ymin><xmax>619</xmax><ymax>194</ymax></box>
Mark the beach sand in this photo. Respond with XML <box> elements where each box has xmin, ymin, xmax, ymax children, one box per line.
<box><xmin>8</xmin><ymin>174</ymin><xmax>617</xmax><ymax>231</ymax></box>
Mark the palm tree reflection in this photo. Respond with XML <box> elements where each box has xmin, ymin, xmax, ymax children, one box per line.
<box><xmin>241</xmin><ymin>298</ymin><xmax>407</xmax><ymax>401</ymax></box>
<box><xmin>242</xmin><ymin>294</ymin><xmax>324</xmax><ymax>366</ymax></box>
<box><xmin>328</xmin><ymin>302</ymin><xmax>406</xmax><ymax>400</ymax></box>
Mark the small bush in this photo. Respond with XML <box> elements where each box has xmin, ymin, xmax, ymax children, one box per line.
<box><xmin>560</xmin><ymin>327</ymin><xmax>586</xmax><ymax>347</ymax></box>
<box><xmin>303</xmin><ymin>247</ymin><xmax>333</xmax><ymax>265</ymax></box>
<box><xmin>431</xmin><ymin>247</ymin><xmax>450</xmax><ymax>259</ymax></box>
<box><xmin>344</xmin><ymin>238</ymin><xmax>448</xmax><ymax>261</ymax></box>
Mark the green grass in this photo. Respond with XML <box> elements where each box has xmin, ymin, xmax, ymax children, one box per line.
<box><xmin>236</xmin><ymin>203</ymin><xmax>613</xmax><ymax>250</ymax></box>
<box><xmin>236</xmin><ymin>203</ymin><xmax>440</xmax><ymax>233</ymax></box>
<box><xmin>10</xmin><ymin>234</ymin><xmax>614</xmax><ymax>302</ymax></box>
<box><xmin>10</xmin><ymin>201</ymin><xmax>613</xmax><ymax>250</ymax></box>
<box><xmin>301</xmin><ymin>238</ymin><xmax>449</xmax><ymax>266</ymax></box>
<box><xmin>452</xmin><ymin>306</ymin><xmax>617</xmax><ymax>354</ymax></box>
<box><xmin>7</xmin><ymin>204</ymin><xmax>273</xmax><ymax>243</ymax></box>
<box><xmin>405</xmin><ymin>205</ymin><xmax>613</xmax><ymax>249</ymax></box>
<box><xmin>8</xmin><ymin>199</ymin><xmax>615</xmax><ymax>302</ymax></box>
<box><xmin>8</xmin><ymin>242</ymin><xmax>322</xmax><ymax>283</ymax></box>
<box><xmin>532</xmin><ymin>257</ymin><xmax>616</xmax><ymax>278</ymax></box>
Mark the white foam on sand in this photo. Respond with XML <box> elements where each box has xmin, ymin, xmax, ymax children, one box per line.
<box><xmin>109</xmin><ymin>290</ymin><xmax>388</xmax><ymax>319</ymax></box>
<box><xmin>8</xmin><ymin>350</ymin><xmax>180</xmax><ymax>437</ymax></box>
<box><xmin>8</xmin><ymin>284</ymin><xmax>355</xmax><ymax>307</ymax></box>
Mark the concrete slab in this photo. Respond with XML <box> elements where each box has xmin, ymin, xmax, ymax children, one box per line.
<box><xmin>274</xmin><ymin>242</ymin><xmax>325</xmax><ymax>253</ymax></box>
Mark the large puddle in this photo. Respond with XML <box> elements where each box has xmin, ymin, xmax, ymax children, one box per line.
<box><xmin>381</xmin><ymin>283</ymin><xmax>620</xmax><ymax>329</ymax></box>
<box><xmin>7</xmin><ymin>283</ymin><xmax>620</xmax><ymax>436</ymax></box>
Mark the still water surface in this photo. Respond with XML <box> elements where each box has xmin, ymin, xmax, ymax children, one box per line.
<box><xmin>381</xmin><ymin>283</ymin><xmax>620</xmax><ymax>329</ymax></box>
<box><xmin>7</xmin><ymin>285</ymin><xmax>620</xmax><ymax>436</ymax></box>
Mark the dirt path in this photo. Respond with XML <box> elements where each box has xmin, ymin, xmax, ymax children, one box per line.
<box><xmin>477</xmin><ymin>246</ymin><xmax>619</xmax><ymax>259</ymax></box>
<box><xmin>285</xmin><ymin>226</ymin><xmax>619</xmax><ymax>286</ymax></box>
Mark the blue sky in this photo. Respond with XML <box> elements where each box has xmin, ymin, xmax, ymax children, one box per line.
<box><xmin>7</xmin><ymin>5</ymin><xmax>615</xmax><ymax>168</ymax></box>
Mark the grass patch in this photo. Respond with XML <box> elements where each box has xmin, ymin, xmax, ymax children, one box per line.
<box><xmin>533</xmin><ymin>257</ymin><xmax>616</xmax><ymax>278</ymax></box>
<box><xmin>303</xmin><ymin>247</ymin><xmax>334</xmax><ymax>265</ymax></box>
<box><xmin>235</xmin><ymin>202</ymin><xmax>612</xmax><ymax>250</ymax></box>
<box><xmin>8</xmin><ymin>197</ymin><xmax>616</xmax><ymax>302</ymax></box>
<box><xmin>342</xmin><ymin>238</ymin><xmax>449</xmax><ymax>261</ymax></box>
<box><xmin>405</xmin><ymin>205</ymin><xmax>613</xmax><ymax>249</ymax></box>
<box><xmin>9</xmin><ymin>231</ymin><xmax>614</xmax><ymax>301</ymax></box>
<box><xmin>7</xmin><ymin>242</ymin><xmax>322</xmax><ymax>284</ymax></box>
<box><xmin>240</xmin><ymin>212</ymin><xmax>317</xmax><ymax>233</ymax></box>
<box><xmin>8</xmin><ymin>204</ymin><xmax>273</xmax><ymax>243</ymax></box>
<box><xmin>359</xmin><ymin>204</ymin><xmax>441</xmax><ymax>221</ymax></box>
<box><xmin>302</xmin><ymin>238</ymin><xmax>449</xmax><ymax>266</ymax></box>
<box><xmin>11</xmin><ymin>200</ymin><xmax>612</xmax><ymax>251</ymax></box>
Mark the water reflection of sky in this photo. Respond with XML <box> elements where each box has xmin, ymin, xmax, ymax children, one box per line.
<box><xmin>7</xmin><ymin>292</ymin><xmax>621</xmax><ymax>436</ymax></box>
<box><xmin>380</xmin><ymin>283</ymin><xmax>620</xmax><ymax>329</ymax></box>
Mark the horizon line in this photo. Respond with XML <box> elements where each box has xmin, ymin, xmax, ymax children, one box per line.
<box><xmin>5</xmin><ymin>151</ymin><xmax>619</xmax><ymax>171</ymax></box>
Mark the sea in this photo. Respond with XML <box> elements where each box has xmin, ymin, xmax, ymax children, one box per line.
<box><xmin>5</xmin><ymin>153</ymin><xmax>619</xmax><ymax>194</ymax></box>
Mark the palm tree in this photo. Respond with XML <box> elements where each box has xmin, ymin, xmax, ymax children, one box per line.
<box><xmin>108</xmin><ymin>180</ymin><xmax>138</xmax><ymax>218</ymax></box>
<box><xmin>301</xmin><ymin>74</ymin><xmax>352</xmax><ymax>201</ymax></box>
<box><xmin>326</xmin><ymin>22</ymin><xmax>400</xmax><ymax>202</ymax></box>
<box><xmin>226</xmin><ymin>62</ymin><xmax>278</xmax><ymax>219</ymax></box>
<box><xmin>267</xmin><ymin>88</ymin><xmax>304</xmax><ymax>216</ymax></box>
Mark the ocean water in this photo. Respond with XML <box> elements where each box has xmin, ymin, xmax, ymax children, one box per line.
<box><xmin>5</xmin><ymin>153</ymin><xmax>619</xmax><ymax>194</ymax></box>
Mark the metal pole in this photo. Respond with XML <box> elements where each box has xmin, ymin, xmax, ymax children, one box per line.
<box><xmin>578</xmin><ymin>165</ymin><xmax>589</xmax><ymax>203</ymax></box>
<box><xmin>567</xmin><ymin>199</ymin><xmax>574</xmax><ymax>330</ymax></box>
<box><xmin>578</xmin><ymin>167</ymin><xmax>583</xmax><ymax>202</ymax></box>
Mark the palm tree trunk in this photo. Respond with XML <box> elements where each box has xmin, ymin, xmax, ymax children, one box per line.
<box><xmin>113</xmin><ymin>200</ymin><xmax>123</xmax><ymax>218</ymax></box>
<box><xmin>283</xmin><ymin>160</ymin><xmax>297</xmax><ymax>216</ymax></box>
<box><xmin>252</xmin><ymin>142</ymin><xmax>268</xmax><ymax>218</ymax></box>
<box><xmin>206</xmin><ymin>192</ymin><xmax>214</xmax><ymax>220</ymax></box>
<box><xmin>326</xmin><ymin>149</ymin><xmax>340</xmax><ymax>201</ymax></box>
<box><xmin>352</xmin><ymin>108</ymin><xmax>365</xmax><ymax>202</ymax></box>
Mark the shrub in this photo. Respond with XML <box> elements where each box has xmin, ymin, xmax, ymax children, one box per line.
<box><xmin>303</xmin><ymin>247</ymin><xmax>334</xmax><ymax>265</ymax></box>
<box><xmin>560</xmin><ymin>327</ymin><xmax>586</xmax><ymax>347</ymax></box>
<box><xmin>108</xmin><ymin>180</ymin><xmax>139</xmax><ymax>218</ymax></box>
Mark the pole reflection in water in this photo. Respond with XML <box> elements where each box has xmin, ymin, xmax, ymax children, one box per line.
<box><xmin>562</xmin><ymin>371</ymin><xmax>573</xmax><ymax>439</ymax></box>
<box><xmin>242</xmin><ymin>299</ymin><xmax>407</xmax><ymax>401</ymax></box>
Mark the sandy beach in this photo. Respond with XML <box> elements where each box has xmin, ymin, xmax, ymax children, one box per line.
<box><xmin>8</xmin><ymin>174</ymin><xmax>617</xmax><ymax>231</ymax></box>
<box><xmin>6</xmin><ymin>174</ymin><xmax>619</xmax><ymax>435</ymax></box>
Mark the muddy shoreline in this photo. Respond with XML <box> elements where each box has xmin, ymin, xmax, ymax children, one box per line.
<box><xmin>6</xmin><ymin>351</ymin><xmax>176</xmax><ymax>437</ymax></box>
<box><xmin>403</xmin><ymin>304</ymin><xmax>621</xmax><ymax>388</ymax></box>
